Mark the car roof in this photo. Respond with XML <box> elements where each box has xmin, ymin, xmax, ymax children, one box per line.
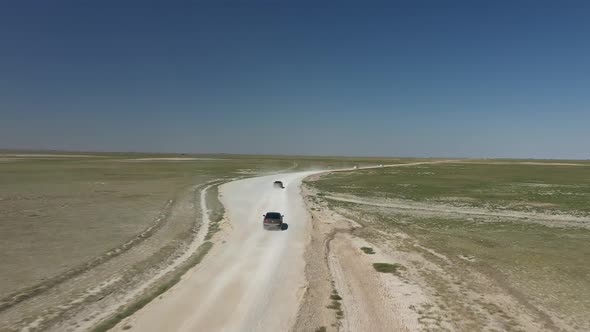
<box><xmin>265</xmin><ymin>212</ymin><xmax>282</xmax><ymax>218</ymax></box>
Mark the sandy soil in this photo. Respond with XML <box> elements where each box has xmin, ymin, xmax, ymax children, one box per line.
<box><xmin>294</xmin><ymin>187</ymin><xmax>428</xmax><ymax>332</ymax></box>
<box><xmin>112</xmin><ymin>171</ymin><xmax>319</xmax><ymax>332</ymax></box>
<box><xmin>295</xmin><ymin>185</ymin><xmax>565</xmax><ymax>331</ymax></box>
<box><xmin>59</xmin><ymin>181</ymin><xmax>221</xmax><ymax>332</ymax></box>
<box><xmin>0</xmin><ymin>180</ymin><xmax>222</xmax><ymax>332</ymax></box>
<box><xmin>292</xmin><ymin>187</ymin><xmax>345</xmax><ymax>332</ymax></box>
<box><xmin>329</xmin><ymin>233</ymin><xmax>425</xmax><ymax>332</ymax></box>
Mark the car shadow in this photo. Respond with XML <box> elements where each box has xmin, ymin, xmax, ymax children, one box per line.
<box><xmin>281</xmin><ymin>223</ymin><xmax>289</xmax><ymax>231</ymax></box>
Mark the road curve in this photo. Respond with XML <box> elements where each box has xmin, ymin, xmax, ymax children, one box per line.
<box><xmin>114</xmin><ymin>171</ymin><xmax>319</xmax><ymax>332</ymax></box>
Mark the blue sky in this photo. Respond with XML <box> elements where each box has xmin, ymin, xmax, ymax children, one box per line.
<box><xmin>1</xmin><ymin>1</ymin><xmax>589</xmax><ymax>158</ymax></box>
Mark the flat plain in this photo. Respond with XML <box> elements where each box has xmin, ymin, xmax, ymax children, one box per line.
<box><xmin>306</xmin><ymin>160</ymin><xmax>590</xmax><ymax>331</ymax></box>
<box><xmin>0</xmin><ymin>154</ymin><xmax>291</xmax><ymax>296</ymax></box>
<box><xmin>0</xmin><ymin>152</ymin><xmax>404</xmax><ymax>331</ymax></box>
<box><xmin>3</xmin><ymin>154</ymin><xmax>588</xmax><ymax>331</ymax></box>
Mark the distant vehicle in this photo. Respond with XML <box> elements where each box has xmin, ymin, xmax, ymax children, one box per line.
<box><xmin>353</xmin><ymin>165</ymin><xmax>358</xmax><ymax>169</ymax></box>
<box><xmin>273</xmin><ymin>180</ymin><xmax>285</xmax><ymax>188</ymax></box>
<box><xmin>379</xmin><ymin>164</ymin><xmax>384</xmax><ymax>167</ymax></box>
<box><xmin>263</xmin><ymin>212</ymin><xmax>284</xmax><ymax>230</ymax></box>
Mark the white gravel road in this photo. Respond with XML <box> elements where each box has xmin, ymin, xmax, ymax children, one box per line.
<box><xmin>116</xmin><ymin>171</ymin><xmax>318</xmax><ymax>332</ymax></box>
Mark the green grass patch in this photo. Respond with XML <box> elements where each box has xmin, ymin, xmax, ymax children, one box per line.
<box><xmin>314</xmin><ymin>162</ymin><xmax>590</xmax><ymax>214</ymax></box>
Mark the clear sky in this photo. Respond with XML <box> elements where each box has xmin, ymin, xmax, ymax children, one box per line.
<box><xmin>1</xmin><ymin>1</ymin><xmax>589</xmax><ymax>159</ymax></box>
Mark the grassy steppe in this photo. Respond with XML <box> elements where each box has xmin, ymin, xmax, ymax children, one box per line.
<box><xmin>0</xmin><ymin>152</ymin><xmax>418</xmax><ymax>296</ymax></box>
<box><xmin>315</xmin><ymin>161</ymin><xmax>590</xmax><ymax>214</ymax></box>
<box><xmin>311</xmin><ymin>161</ymin><xmax>590</xmax><ymax>330</ymax></box>
<box><xmin>0</xmin><ymin>155</ymin><xmax>293</xmax><ymax>295</ymax></box>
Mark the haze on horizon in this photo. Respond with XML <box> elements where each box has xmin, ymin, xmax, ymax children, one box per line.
<box><xmin>1</xmin><ymin>1</ymin><xmax>589</xmax><ymax>159</ymax></box>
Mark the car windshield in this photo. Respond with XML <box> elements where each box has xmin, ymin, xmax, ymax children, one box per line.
<box><xmin>265</xmin><ymin>212</ymin><xmax>281</xmax><ymax>219</ymax></box>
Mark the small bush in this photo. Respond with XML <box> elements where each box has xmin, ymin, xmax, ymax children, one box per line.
<box><xmin>360</xmin><ymin>247</ymin><xmax>375</xmax><ymax>254</ymax></box>
<box><xmin>373</xmin><ymin>263</ymin><xmax>405</xmax><ymax>275</ymax></box>
<box><xmin>326</xmin><ymin>301</ymin><xmax>341</xmax><ymax>310</ymax></box>
<box><xmin>327</xmin><ymin>287</ymin><xmax>344</xmax><ymax>320</ymax></box>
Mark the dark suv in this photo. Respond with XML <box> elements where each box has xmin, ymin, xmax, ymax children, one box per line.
<box><xmin>262</xmin><ymin>212</ymin><xmax>284</xmax><ymax>230</ymax></box>
<box><xmin>273</xmin><ymin>181</ymin><xmax>285</xmax><ymax>189</ymax></box>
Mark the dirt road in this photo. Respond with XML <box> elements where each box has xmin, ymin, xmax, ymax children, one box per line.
<box><xmin>112</xmin><ymin>162</ymin><xmax>455</xmax><ymax>331</ymax></box>
<box><xmin>114</xmin><ymin>171</ymin><xmax>318</xmax><ymax>331</ymax></box>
